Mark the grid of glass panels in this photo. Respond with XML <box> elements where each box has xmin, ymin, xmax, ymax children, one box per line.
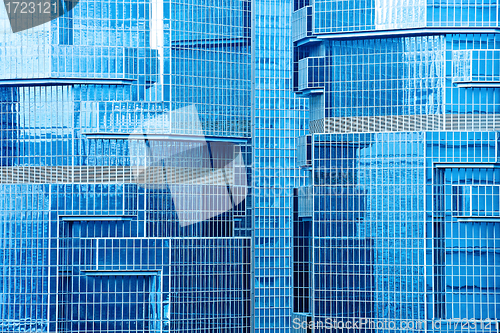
<box><xmin>170</xmin><ymin>238</ymin><xmax>251</xmax><ymax>332</ymax></box>
<box><xmin>310</xmin><ymin>0</ymin><xmax>499</xmax><ymax>34</ymax></box>
<box><xmin>300</xmin><ymin>36</ymin><xmax>446</xmax><ymax>119</ymax></box>
<box><xmin>375</xmin><ymin>0</ymin><xmax>427</xmax><ymax>30</ymax></box>
<box><xmin>313</xmin><ymin>0</ymin><xmax>376</xmax><ymax>33</ymax></box>
<box><xmin>427</xmin><ymin>0</ymin><xmax>499</xmax><ymax>27</ymax></box>
<box><xmin>293</xmin><ymin>1</ymin><xmax>500</xmax><ymax>332</ymax></box>
<box><xmin>327</xmin><ymin>36</ymin><xmax>445</xmax><ymax>118</ymax></box>
<box><xmin>297</xmin><ymin>131</ymin><xmax>500</xmax><ymax>331</ymax></box>
<box><xmin>453</xmin><ymin>49</ymin><xmax>500</xmax><ymax>83</ymax></box>
<box><xmin>446</xmin><ymin>34</ymin><xmax>500</xmax><ymax>116</ymax></box>
<box><xmin>57</xmin><ymin>234</ymin><xmax>250</xmax><ymax>332</ymax></box>
<box><xmin>170</xmin><ymin>0</ymin><xmax>251</xmax><ymax>138</ymax></box>
<box><xmin>0</xmin><ymin>184</ymin><xmax>51</xmax><ymax>332</ymax></box>
<box><xmin>57</xmin><ymin>274</ymin><xmax>160</xmax><ymax>333</ymax></box>
<box><xmin>428</xmin><ymin>131</ymin><xmax>500</xmax><ymax>330</ymax></box>
<box><xmin>295</xmin><ymin>34</ymin><xmax>500</xmax><ymax>133</ymax></box>
<box><xmin>252</xmin><ymin>0</ymin><xmax>309</xmax><ymax>331</ymax></box>
<box><xmin>299</xmin><ymin>132</ymin><xmax>426</xmax><ymax>330</ymax></box>
<box><xmin>0</xmin><ymin>0</ymin><xmax>252</xmax><ymax>330</ymax></box>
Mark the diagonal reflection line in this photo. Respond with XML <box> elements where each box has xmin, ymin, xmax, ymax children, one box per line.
<box><xmin>128</xmin><ymin>104</ymin><xmax>248</xmax><ymax>227</ymax></box>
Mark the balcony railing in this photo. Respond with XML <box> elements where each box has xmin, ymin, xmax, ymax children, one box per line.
<box><xmin>297</xmin><ymin>57</ymin><xmax>325</xmax><ymax>93</ymax></box>
<box><xmin>292</xmin><ymin>6</ymin><xmax>313</xmax><ymax>43</ymax></box>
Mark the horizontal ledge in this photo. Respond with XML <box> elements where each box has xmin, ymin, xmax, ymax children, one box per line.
<box><xmin>83</xmin><ymin>133</ymin><xmax>249</xmax><ymax>143</ymax></box>
<box><xmin>59</xmin><ymin>215</ymin><xmax>135</xmax><ymax>222</ymax></box>
<box><xmin>0</xmin><ymin>78</ymin><xmax>135</xmax><ymax>86</ymax></box>
<box><xmin>315</xmin><ymin>28</ymin><xmax>500</xmax><ymax>40</ymax></box>
<box><xmin>82</xmin><ymin>270</ymin><xmax>160</xmax><ymax>276</ymax></box>
<box><xmin>455</xmin><ymin>81</ymin><xmax>500</xmax><ymax>88</ymax></box>
<box><xmin>455</xmin><ymin>216</ymin><xmax>500</xmax><ymax>222</ymax></box>
<box><xmin>296</xmin><ymin>88</ymin><xmax>324</xmax><ymax>95</ymax></box>
<box><xmin>434</xmin><ymin>163</ymin><xmax>498</xmax><ymax>169</ymax></box>
<box><xmin>295</xmin><ymin>37</ymin><xmax>322</xmax><ymax>47</ymax></box>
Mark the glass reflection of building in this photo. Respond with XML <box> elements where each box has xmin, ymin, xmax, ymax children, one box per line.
<box><xmin>0</xmin><ymin>0</ymin><xmax>252</xmax><ymax>332</ymax></box>
<box><xmin>293</xmin><ymin>1</ymin><xmax>500</xmax><ymax>332</ymax></box>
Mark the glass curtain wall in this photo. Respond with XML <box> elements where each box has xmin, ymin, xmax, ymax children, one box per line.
<box><xmin>0</xmin><ymin>0</ymin><xmax>252</xmax><ymax>332</ymax></box>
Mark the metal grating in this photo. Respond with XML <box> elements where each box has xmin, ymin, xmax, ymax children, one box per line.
<box><xmin>310</xmin><ymin>114</ymin><xmax>500</xmax><ymax>134</ymax></box>
<box><xmin>0</xmin><ymin>166</ymin><xmax>234</xmax><ymax>185</ymax></box>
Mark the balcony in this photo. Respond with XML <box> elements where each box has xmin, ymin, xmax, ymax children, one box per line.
<box><xmin>292</xmin><ymin>6</ymin><xmax>318</xmax><ymax>45</ymax></box>
<box><xmin>453</xmin><ymin>49</ymin><xmax>500</xmax><ymax>88</ymax></box>
<box><xmin>0</xmin><ymin>46</ymin><xmax>159</xmax><ymax>86</ymax></box>
<box><xmin>297</xmin><ymin>57</ymin><xmax>325</xmax><ymax>94</ymax></box>
<box><xmin>297</xmin><ymin>135</ymin><xmax>312</xmax><ymax>168</ymax></box>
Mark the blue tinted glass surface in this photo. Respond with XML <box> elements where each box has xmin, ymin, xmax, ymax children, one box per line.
<box><xmin>0</xmin><ymin>0</ymin><xmax>252</xmax><ymax>331</ymax></box>
<box><xmin>294</xmin><ymin>1</ymin><xmax>500</xmax><ymax>332</ymax></box>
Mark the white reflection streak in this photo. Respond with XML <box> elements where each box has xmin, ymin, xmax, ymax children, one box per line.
<box><xmin>151</xmin><ymin>0</ymin><xmax>164</xmax><ymax>93</ymax></box>
<box><xmin>129</xmin><ymin>105</ymin><xmax>248</xmax><ymax>227</ymax></box>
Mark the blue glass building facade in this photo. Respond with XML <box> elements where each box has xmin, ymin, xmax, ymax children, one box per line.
<box><xmin>293</xmin><ymin>1</ymin><xmax>500</xmax><ymax>332</ymax></box>
<box><xmin>251</xmin><ymin>0</ymin><xmax>309</xmax><ymax>331</ymax></box>
<box><xmin>2</xmin><ymin>0</ymin><xmax>500</xmax><ymax>332</ymax></box>
<box><xmin>0</xmin><ymin>0</ymin><xmax>252</xmax><ymax>331</ymax></box>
